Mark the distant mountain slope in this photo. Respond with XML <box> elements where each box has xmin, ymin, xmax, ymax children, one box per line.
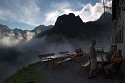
<box><xmin>31</xmin><ymin>25</ymin><xmax>53</xmax><ymax>34</ymax></box>
<box><xmin>0</xmin><ymin>24</ymin><xmax>53</xmax><ymax>42</ymax></box>
<box><xmin>36</xmin><ymin>12</ymin><xmax>115</xmax><ymax>43</ymax></box>
<box><xmin>0</xmin><ymin>12</ymin><xmax>114</xmax><ymax>46</ymax></box>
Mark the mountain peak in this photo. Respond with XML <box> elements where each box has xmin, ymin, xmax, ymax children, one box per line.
<box><xmin>0</xmin><ymin>24</ymin><xmax>10</xmax><ymax>30</ymax></box>
<box><xmin>54</xmin><ymin>13</ymin><xmax>83</xmax><ymax>27</ymax></box>
<box><xmin>68</xmin><ymin>13</ymin><xmax>75</xmax><ymax>18</ymax></box>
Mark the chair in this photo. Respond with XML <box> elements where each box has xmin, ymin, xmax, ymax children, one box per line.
<box><xmin>77</xmin><ymin>61</ymin><xmax>90</xmax><ymax>74</ymax></box>
<box><xmin>75</xmin><ymin>56</ymin><xmax>90</xmax><ymax>73</ymax></box>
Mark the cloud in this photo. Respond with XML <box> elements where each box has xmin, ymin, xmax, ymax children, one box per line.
<box><xmin>0</xmin><ymin>30</ymin><xmax>36</xmax><ymax>47</ymax></box>
<box><xmin>44</xmin><ymin>0</ymin><xmax>112</xmax><ymax>25</ymax></box>
<box><xmin>0</xmin><ymin>32</ymin><xmax>23</xmax><ymax>46</ymax></box>
<box><xmin>0</xmin><ymin>0</ymin><xmax>112</xmax><ymax>27</ymax></box>
<box><xmin>0</xmin><ymin>0</ymin><xmax>42</xmax><ymax>26</ymax></box>
<box><xmin>76</xmin><ymin>0</ymin><xmax>112</xmax><ymax>22</ymax></box>
<box><xmin>45</xmin><ymin>11</ymin><xmax>60</xmax><ymax>25</ymax></box>
<box><xmin>44</xmin><ymin>1</ymin><xmax>73</xmax><ymax>25</ymax></box>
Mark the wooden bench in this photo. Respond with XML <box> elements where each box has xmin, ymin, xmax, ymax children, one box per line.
<box><xmin>62</xmin><ymin>55</ymin><xmax>72</xmax><ymax>64</ymax></box>
<box><xmin>59</xmin><ymin>51</ymin><xmax>72</xmax><ymax>63</ymax></box>
<box><xmin>77</xmin><ymin>61</ymin><xmax>90</xmax><ymax>73</ymax></box>
<box><xmin>55</xmin><ymin>56</ymin><xmax>72</xmax><ymax>66</ymax></box>
<box><xmin>38</xmin><ymin>53</ymin><xmax>55</xmax><ymax>67</ymax></box>
<box><xmin>59</xmin><ymin>51</ymin><xmax>69</xmax><ymax>55</ymax></box>
<box><xmin>54</xmin><ymin>51</ymin><xmax>73</xmax><ymax>67</ymax></box>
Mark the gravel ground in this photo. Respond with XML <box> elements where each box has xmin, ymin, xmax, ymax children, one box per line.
<box><xmin>36</xmin><ymin>61</ymin><xmax>115</xmax><ymax>83</ymax></box>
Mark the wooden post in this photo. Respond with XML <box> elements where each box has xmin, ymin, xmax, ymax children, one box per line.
<box><xmin>103</xmin><ymin>0</ymin><xmax>105</xmax><ymax>18</ymax></box>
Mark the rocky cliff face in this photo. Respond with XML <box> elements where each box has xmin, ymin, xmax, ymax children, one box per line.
<box><xmin>31</xmin><ymin>25</ymin><xmax>53</xmax><ymax>34</ymax></box>
<box><xmin>0</xmin><ymin>24</ymin><xmax>53</xmax><ymax>42</ymax></box>
<box><xmin>0</xmin><ymin>12</ymin><xmax>114</xmax><ymax>46</ymax></box>
<box><xmin>36</xmin><ymin>12</ymin><xmax>115</xmax><ymax>43</ymax></box>
<box><xmin>52</xmin><ymin>13</ymin><xmax>85</xmax><ymax>38</ymax></box>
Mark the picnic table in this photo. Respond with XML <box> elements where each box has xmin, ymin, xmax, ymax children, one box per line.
<box><xmin>46</xmin><ymin>53</ymin><xmax>75</xmax><ymax>68</ymax></box>
<box><xmin>97</xmin><ymin>56</ymin><xmax>108</xmax><ymax>63</ymax></box>
<box><xmin>66</xmin><ymin>52</ymin><xmax>76</xmax><ymax>56</ymax></box>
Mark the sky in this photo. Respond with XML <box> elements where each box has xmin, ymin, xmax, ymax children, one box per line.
<box><xmin>0</xmin><ymin>0</ymin><xmax>112</xmax><ymax>30</ymax></box>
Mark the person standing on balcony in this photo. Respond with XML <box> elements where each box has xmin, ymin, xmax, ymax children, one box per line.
<box><xmin>88</xmin><ymin>40</ymin><xmax>97</xmax><ymax>79</ymax></box>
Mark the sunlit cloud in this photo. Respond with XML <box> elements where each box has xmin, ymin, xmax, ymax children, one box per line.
<box><xmin>45</xmin><ymin>11</ymin><xmax>60</xmax><ymax>25</ymax></box>
<box><xmin>44</xmin><ymin>1</ymin><xmax>73</xmax><ymax>25</ymax></box>
<box><xmin>76</xmin><ymin>0</ymin><xmax>112</xmax><ymax>22</ymax></box>
<box><xmin>0</xmin><ymin>0</ymin><xmax>42</xmax><ymax>26</ymax></box>
<box><xmin>0</xmin><ymin>0</ymin><xmax>112</xmax><ymax>27</ymax></box>
<box><xmin>0</xmin><ymin>35</ymin><xmax>22</xmax><ymax>46</ymax></box>
<box><xmin>44</xmin><ymin>0</ymin><xmax>112</xmax><ymax>25</ymax></box>
<box><xmin>50</xmin><ymin>1</ymin><xmax>70</xmax><ymax>9</ymax></box>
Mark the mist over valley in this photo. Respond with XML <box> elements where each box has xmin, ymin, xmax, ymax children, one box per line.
<box><xmin>0</xmin><ymin>12</ymin><xmax>115</xmax><ymax>82</ymax></box>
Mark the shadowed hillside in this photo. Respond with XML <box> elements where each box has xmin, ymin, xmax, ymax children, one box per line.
<box><xmin>36</xmin><ymin>12</ymin><xmax>115</xmax><ymax>45</ymax></box>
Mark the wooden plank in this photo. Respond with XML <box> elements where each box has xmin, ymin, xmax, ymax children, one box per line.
<box><xmin>59</xmin><ymin>51</ymin><xmax>69</xmax><ymax>54</ymax></box>
<box><xmin>81</xmin><ymin>61</ymin><xmax>90</xmax><ymax>67</ymax></box>
<box><xmin>38</xmin><ymin>53</ymin><xmax>55</xmax><ymax>67</ymax></box>
<box><xmin>63</xmin><ymin>58</ymin><xmax>72</xmax><ymax>62</ymax></box>
<box><xmin>38</xmin><ymin>53</ymin><xmax>55</xmax><ymax>58</ymax></box>
<box><xmin>77</xmin><ymin>61</ymin><xmax>90</xmax><ymax>74</ymax></box>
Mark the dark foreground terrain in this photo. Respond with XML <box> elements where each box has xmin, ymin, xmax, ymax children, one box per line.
<box><xmin>36</xmin><ymin>61</ymin><xmax>114</xmax><ymax>83</ymax></box>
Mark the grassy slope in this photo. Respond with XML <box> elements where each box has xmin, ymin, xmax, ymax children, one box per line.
<box><xmin>3</xmin><ymin>62</ymin><xmax>44</xmax><ymax>83</ymax></box>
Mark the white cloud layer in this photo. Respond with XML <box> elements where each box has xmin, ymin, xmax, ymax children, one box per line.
<box><xmin>0</xmin><ymin>31</ymin><xmax>36</xmax><ymax>47</ymax></box>
<box><xmin>0</xmin><ymin>0</ymin><xmax>112</xmax><ymax>27</ymax></box>
<box><xmin>0</xmin><ymin>0</ymin><xmax>42</xmax><ymax>26</ymax></box>
<box><xmin>44</xmin><ymin>0</ymin><xmax>112</xmax><ymax>25</ymax></box>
